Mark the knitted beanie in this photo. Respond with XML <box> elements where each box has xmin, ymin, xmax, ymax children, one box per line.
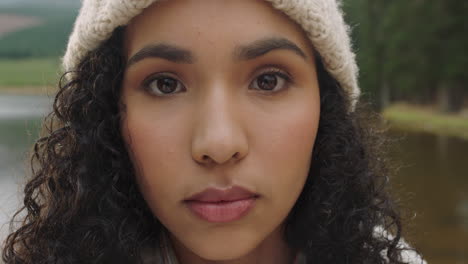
<box><xmin>63</xmin><ymin>0</ymin><xmax>360</xmax><ymax>111</ymax></box>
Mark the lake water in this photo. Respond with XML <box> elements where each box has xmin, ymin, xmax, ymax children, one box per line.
<box><xmin>0</xmin><ymin>95</ymin><xmax>467</xmax><ymax>263</ymax></box>
<box><xmin>389</xmin><ymin>130</ymin><xmax>468</xmax><ymax>263</ymax></box>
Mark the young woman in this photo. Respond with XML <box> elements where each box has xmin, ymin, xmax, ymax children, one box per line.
<box><xmin>2</xmin><ymin>0</ymin><xmax>426</xmax><ymax>263</ymax></box>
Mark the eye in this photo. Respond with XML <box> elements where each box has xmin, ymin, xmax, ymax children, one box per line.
<box><xmin>142</xmin><ymin>73</ymin><xmax>185</xmax><ymax>96</ymax></box>
<box><xmin>250</xmin><ymin>68</ymin><xmax>292</xmax><ymax>93</ymax></box>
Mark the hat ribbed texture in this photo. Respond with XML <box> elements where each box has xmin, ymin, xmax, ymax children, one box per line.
<box><xmin>63</xmin><ymin>0</ymin><xmax>360</xmax><ymax>111</ymax></box>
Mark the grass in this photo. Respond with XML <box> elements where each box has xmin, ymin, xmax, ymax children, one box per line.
<box><xmin>383</xmin><ymin>103</ymin><xmax>468</xmax><ymax>140</ymax></box>
<box><xmin>0</xmin><ymin>58</ymin><xmax>60</xmax><ymax>88</ymax></box>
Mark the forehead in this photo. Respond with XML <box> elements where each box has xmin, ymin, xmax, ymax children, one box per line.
<box><xmin>124</xmin><ymin>0</ymin><xmax>314</xmax><ymax>59</ymax></box>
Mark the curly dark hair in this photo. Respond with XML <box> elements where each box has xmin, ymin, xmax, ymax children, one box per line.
<box><xmin>2</xmin><ymin>27</ymin><xmax>419</xmax><ymax>264</ymax></box>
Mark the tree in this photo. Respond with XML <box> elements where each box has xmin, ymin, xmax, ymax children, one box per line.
<box><xmin>343</xmin><ymin>0</ymin><xmax>468</xmax><ymax>112</ymax></box>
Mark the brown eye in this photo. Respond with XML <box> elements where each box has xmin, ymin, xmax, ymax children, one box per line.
<box><xmin>250</xmin><ymin>69</ymin><xmax>291</xmax><ymax>93</ymax></box>
<box><xmin>143</xmin><ymin>74</ymin><xmax>185</xmax><ymax>96</ymax></box>
<box><xmin>157</xmin><ymin>77</ymin><xmax>178</xmax><ymax>93</ymax></box>
<box><xmin>257</xmin><ymin>74</ymin><xmax>277</xmax><ymax>91</ymax></box>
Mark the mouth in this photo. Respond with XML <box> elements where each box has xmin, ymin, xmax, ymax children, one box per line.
<box><xmin>184</xmin><ymin>185</ymin><xmax>259</xmax><ymax>202</ymax></box>
<box><xmin>184</xmin><ymin>186</ymin><xmax>260</xmax><ymax>223</ymax></box>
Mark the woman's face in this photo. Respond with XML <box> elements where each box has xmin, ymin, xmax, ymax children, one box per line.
<box><xmin>121</xmin><ymin>0</ymin><xmax>320</xmax><ymax>261</ymax></box>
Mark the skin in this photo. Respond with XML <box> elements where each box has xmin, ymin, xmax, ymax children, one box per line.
<box><xmin>120</xmin><ymin>0</ymin><xmax>320</xmax><ymax>263</ymax></box>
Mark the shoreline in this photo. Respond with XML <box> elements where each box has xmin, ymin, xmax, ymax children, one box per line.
<box><xmin>382</xmin><ymin>103</ymin><xmax>468</xmax><ymax>141</ymax></box>
<box><xmin>0</xmin><ymin>86</ymin><xmax>56</xmax><ymax>96</ymax></box>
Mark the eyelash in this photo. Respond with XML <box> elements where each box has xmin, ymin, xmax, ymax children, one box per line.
<box><xmin>141</xmin><ymin>67</ymin><xmax>293</xmax><ymax>97</ymax></box>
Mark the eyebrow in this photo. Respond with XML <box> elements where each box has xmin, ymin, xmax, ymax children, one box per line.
<box><xmin>126</xmin><ymin>37</ymin><xmax>307</xmax><ymax>68</ymax></box>
<box><xmin>127</xmin><ymin>43</ymin><xmax>194</xmax><ymax>67</ymax></box>
<box><xmin>234</xmin><ymin>37</ymin><xmax>307</xmax><ymax>61</ymax></box>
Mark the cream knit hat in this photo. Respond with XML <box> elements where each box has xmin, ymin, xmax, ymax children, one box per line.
<box><xmin>63</xmin><ymin>0</ymin><xmax>360</xmax><ymax>110</ymax></box>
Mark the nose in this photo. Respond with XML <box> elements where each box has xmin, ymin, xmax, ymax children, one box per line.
<box><xmin>191</xmin><ymin>91</ymin><xmax>248</xmax><ymax>166</ymax></box>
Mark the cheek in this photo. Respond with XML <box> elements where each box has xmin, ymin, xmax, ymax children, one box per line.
<box><xmin>252</xmin><ymin>99</ymin><xmax>319</xmax><ymax>213</ymax></box>
<box><xmin>121</xmin><ymin>107</ymin><xmax>188</xmax><ymax>216</ymax></box>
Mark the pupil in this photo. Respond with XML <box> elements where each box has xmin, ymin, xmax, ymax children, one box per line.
<box><xmin>158</xmin><ymin>78</ymin><xmax>177</xmax><ymax>93</ymax></box>
<box><xmin>258</xmin><ymin>74</ymin><xmax>277</xmax><ymax>90</ymax></box>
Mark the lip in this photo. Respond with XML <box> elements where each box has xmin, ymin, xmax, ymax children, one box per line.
<box><xmin>185</xmin><ymin>198</ymin><xmax>257</xmax><ymax>223</ymax></box>
<box><xmin>184</xmin><ymin>186</ymin><xmax>259</xmax><ymax>203</ymax></box>
<box><xmin>184</xmin><ymin>186</ymin><xmax>259</xmax><ymax>223</ymax></box>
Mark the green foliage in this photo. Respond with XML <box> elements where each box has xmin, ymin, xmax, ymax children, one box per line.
<box><xmin>0</xmin><ymin>6</ymin><xmax>77</xmax><ymax>58</ymax></box>
<box><xmin>343</xmin><ymin>0</ymin><xmax>468</xmax><ymax>110</ymax></box>
<box><xmin>0</xmin><ymin>58</ymin><xmax>60</xmax><ymax>87</ymax></box>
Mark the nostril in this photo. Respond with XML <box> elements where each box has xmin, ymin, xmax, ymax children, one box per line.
<box><xmin>195</xmin><ymin>155</ymin><xmax>213</xmax><ymax>166</ymax></box>
<box><xmin>196</xmin><ymin>150</ymin><xmax>245</xmax><ymax>165</ymax></box>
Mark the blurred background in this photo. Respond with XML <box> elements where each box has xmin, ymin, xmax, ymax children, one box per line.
<box><xmin>0</xmin><ymin>0</ymin><xmax>466</xmax><ymax>263</ymax></box>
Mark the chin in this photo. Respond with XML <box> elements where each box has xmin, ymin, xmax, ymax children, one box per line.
<box><xmin>179</xmin><ymin>231</ymin><xmax>263</xmax><ymax>261</ymax></box>
<box><xmin>192</xmin><ymin>242</ymin><xmax>255</xmax><ymax>261</ymax></box>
